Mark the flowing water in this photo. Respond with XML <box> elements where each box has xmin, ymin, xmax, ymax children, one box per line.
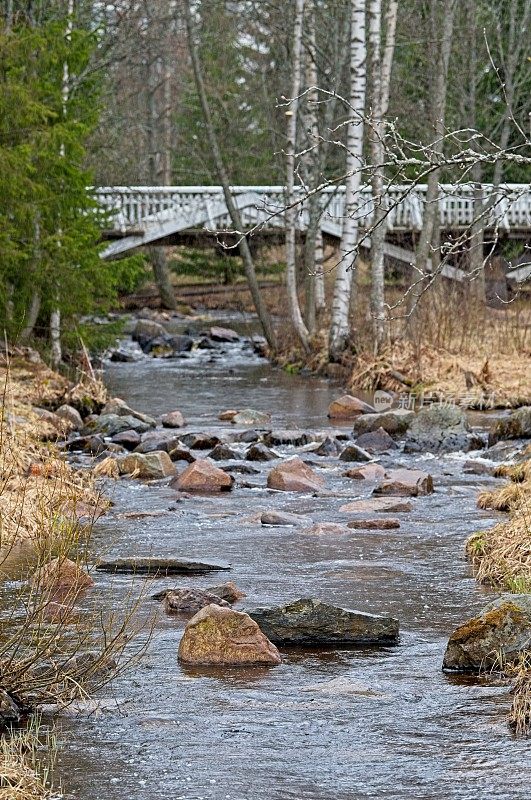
<box><xmin>56</xmin><ymin>314</ymin><xmax>529</xmax><ymax>799</ymax></box>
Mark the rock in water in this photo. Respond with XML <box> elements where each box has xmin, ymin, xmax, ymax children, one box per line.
<box><xmin>208</xmin><ymin>444</ymin><xmax>240</xmax><ymax>461</ymax></box>
<box><xmin>111</xmin><ymin>430</ymin><xmax>142</xmax><ymax>451</ymax></box>
<box><xmin>355</xmin><ymin>428</ymin><xmax>398</xmax><ymax>453</ymax></box>
<box><xmin>313</xmin><ymin>437</ymin><xmax>343</xmax><ymax>456</ymax></box>
<box><xmin>231</xmin><ymin>409</ymin><xmax>272</xmax><ymax>426</ymax></box>
<box><xmin>247</xmin><ymin>598</ymin><xmax>399</xmax><ymax>646</ymax></box>
<box><xmin>178</xmin><ymin>605</ymin><xmax>281</xmax><ymax>666</ymax></box>
<box><xmin>339</xmin><ymin>443</ymin><xmax>372</xmax><ymax>462</ymax></box>
<box><xmin>180</xmin><ymin>432</ymin><xmax>222</xmax><ymax>450</ymax></box>
<box><xmin>488</xmin><ymin>406</ymin><xmax>531</xmax><ymax>446</ymax></box>
<box><xmin>347</xmin><ymin>518</ymin><xmax>400</xmax><ymax>530</ymax></box>
<box><xmin>403</xmin><ymin>405</ymin><xmax>478</xmax><ymax>453</ymax></box>
<box><xmin>100</xmin><ymin>397</ymin><xmax>157</xmax><ymax>427</ymax></box>
<box><xmin>209</xmin><ymin>326</ymin><xmax>240</xmax><ymax>342</ymax></box>
<box><xmin>301</xmin><ymin>523</ymin><xmax>351</xmax><ymax>535</ymax></box>
<box><xmin>353</xmin><ymin>409</ymin><xmax>415</xmax><ymax>437</ymax></box>
<box><xmin>264</xmin><ymin>430</ymin><xmax>311</xmax><ymax>447</ymax></box>
<box><xmin>160</xmin><ymin>410</ymin><xmax>186</xmax><ymax>428</ymax></box>
<box><xmin>96</xmin><ymin>557</ymin><xmax>231</xmax><ymax>575</ymax></box>
<box><xmin>206</xmin><ymin>581</ymin><xmax>247</xmax><ymax>603</ymax></box>
<box><xmin>328</xmin><ymin>395</ymin><xmax>375</xmax><ymax>419</ymax></box>
<box><xmin>343</xmin><ymin>464</ymin><xmax>386</xmax><ymax>481</ymax></box>
<box><xmin>373</xmin><ymin>468</ymin><xmax>434</xmax><ymax>497</ymax></box>
<box><xmin>164</xmin><ymin>588</ymin><xmax>229</xmax><ymax>614</ymax></box>
<box><xmin>172</xmin><ymin>459</ymin><xmax>234</xmax><ymax>492</ymax></box>
<box><xmin>219</xmin><ymin>409</ymin><xmax>238</xmax><ymax>421</ymax></box>
<box><xmin>339</xmin><ymin>498</ymin><xmax>413</xmax><ymax>513</ymax></box>
<box><xmin>245</xmin><ymin>443</ymin><xmax>278</xmax><ymax>461</ymax></box>
<box><xmin>261</xmin><ymin>510</ymin><xmax>311</xmax><ymax>527</ymax></box>
<box><xmin>117</xmin><ymin>451</ymin><xmax>176</xmax><ymax>479</ymax></box>
<box><xmin>267</xmin><ymin>457</ymin><xmax>325</xmax><ymax>492</ymax></box>
<box><xmin>32</xmin><ymin>557</ymin><xmax>94</xmax><ymax>598</ymax></box>
<box><xmin>443</xmin><ymin>595</ymin><xmax>531</xmax><ymax>672</ymax></box>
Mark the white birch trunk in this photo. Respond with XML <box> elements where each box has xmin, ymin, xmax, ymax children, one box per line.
<box><xmin>328</xmin><ymin>0</ymin><xmax>367</xmax><ymax>360</ymax></box>
<box><xmin>315</xmin><ymin>228</ymin><xmax>326</xmax><ymax>311</ymax></box>
<box><xmin>285</xmin><ymin>0</ymin><xmax>310</xmax><ymax>350</ymax></box>
<box><xmin>369</xmin><ymin>0</ymin><xmax>397</xmax><ymax>353</ymax></box>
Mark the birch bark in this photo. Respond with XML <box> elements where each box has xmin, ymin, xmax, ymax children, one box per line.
<box><xmin>285</xmin><ymin>0</ymin><xmax>310</xmax><ymax>350</ymax></box>
<box><xmin>328</xmin><ymin>0</ymin><xmax>366</xmax><ymax>360</ymax></box>
<box><xmin>368</xmin><ymin>0</ymin><xmax>397</xmax><ymax>353</ymax></box>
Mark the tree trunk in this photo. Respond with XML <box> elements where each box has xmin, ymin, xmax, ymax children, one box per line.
<box><xmin>409</xmin><ymin>0</ymin><xmax>456</xmax><ymax>321</ymax></box>
<box><xmin>285</xmin><ymin>0</ymin><xmax>310</xmax><ymax>350</ymax></box>
<box><xmin>147</xmin><ymin>27</ymin><xmax>177</xmax><ymax>311</ymax></box>
<box><xmin>314</xmin><ymin>228</ymin><xmax>326</xmax><ymax>312</ymax></box>
<box><xmin>182</xmin><ymin>0</ymin><xmax>276</xmax><ymax>351</ymax></box>
<box><xmin>20</xmin><ymin>291</ymin><xmax>41</xmax><ymax>342</ymax></box>
<box><xmin>50</xmin><ymin>309</ymin><xmax>62</xmax><ymax>369</ymax></box>
<box><xmin>328</xmin><ymin>0</ymin><xmax>367</xmax><ymax>361</ymax></box>
<box><xmin>302</xmin><ymin>0</ymin><xmax>321</xmax><ymax>333</ymax></box>
<box><xmin>368</xmin><ymin>0</ymin><xmax>397</xmax><ymax>354</ymax></box>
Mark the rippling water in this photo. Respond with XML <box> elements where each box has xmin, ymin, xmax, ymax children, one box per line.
<box><xmin>55</xmin><ymin>315</ymin><xmax>529</xmax><ymax>799</ymax></box>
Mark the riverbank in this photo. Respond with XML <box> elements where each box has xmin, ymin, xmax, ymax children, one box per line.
<box><xmin>0</xmin><ymin>347</ymin><xmax>120</xmax><ymax>797</ymax></box>
<box><xmin>120</xmin><ymin>274</ymin><xmax>531</xmax><ymax>409</ymax></box>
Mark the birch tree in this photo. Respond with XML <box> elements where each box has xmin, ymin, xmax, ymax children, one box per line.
<box><xmin>328</xmin><ymin>0</ymin><xmax>367</xmax><ymax>361</ymax></box>
<box><xmin>285</xmin><ymin>0</ymin><xmax>310</xmax><ymax>350</ymax></box>
<box><xmin>368</xmin><ymin>0</ymin><xmax>397</xmax><ymax>353</ymax></box>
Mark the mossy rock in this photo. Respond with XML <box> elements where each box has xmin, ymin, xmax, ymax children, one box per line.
<box><xmin>443</xmin><ymin>594</ymin><xmax>531</xmax><ymax>672</ymax></box>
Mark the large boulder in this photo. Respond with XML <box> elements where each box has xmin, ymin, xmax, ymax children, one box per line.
<box><xmin>328</xmin><ymin>395</ymin><xmax>375</xmax><ymax>420</ymax></box>
<box><xmin>301</xmin><ymin>523</ymin><xmax>351</xmax><ymax>535</ymax></box>
<box><xmin>164</xmin><ymin>588</ymin><xmax>229</xmax><ymax>614</ymax></box>
<box><xmin>355</xmin><ymin>428</ymin><xmax>398</xmax><ymax>453</ymax></box>
<box><xmin>178</xmin><ymin>605</ymin><xmax>281</xmax><ymax>666</ymax></box>
<box><xmin>488</xmin><ymin>407</ymin><xmax>531</xmax><ymax>446</ymax></box>
<box><xmin>267</xmin><ymin>457</ymin><xmax>325</xmax><ymax>492</ymax></box>
<box><xmin>443</xmin><ymin>595</ymin><xmax>531</xmax><ymax>672</ymax></box>
<box><xmin>353</xmin><ymin>409</ymin><xmax>415</xmax><ymax>437</ymax></box>
<box><xmin>117</xmin><ymin>451</ymin><xmax>175</xmax><ymax>479</ymax></box>
<box><xmin>248</xmin><ymin>598</ymin><xmax>399</xmax><ymax>646</ymax></box>
<box><xmin>231</xmin><ymin>409</ymin><xmax>272</xmax><ymax>426</ymax></box>
<box><xmin>373</xmin><ymin>468</ymin><xmax>434</xmax><ymax>497</ymax></box>
<box><xmin>82</xmin><ymin>413</ymin><xmax>152</xmax><ymax>437</ymax></box>
<box><xmin>172</xmin><ymin>459</ymin><xmax>234</xmax><ymax>492</ymax></box>
<box><xmin>403</xmin><ymin>405</ymin><xmax>480</xmax><ymax>453</ymax></box>
<box><xmin>100</xmin><ymin>397</ymin><xmax>156</xmax><ymax>428</ymax></box>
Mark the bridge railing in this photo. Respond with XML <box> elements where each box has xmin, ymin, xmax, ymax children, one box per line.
<box><xmin>93</xmin><ymin>184</ymin><xmax>531</xmax><ymax>233</ymax></box>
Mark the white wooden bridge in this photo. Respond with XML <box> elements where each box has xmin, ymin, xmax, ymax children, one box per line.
<box><xmin>96</xmin><ymin>184</ymin><xmax>531</xmax><ymax>281</ymax></box>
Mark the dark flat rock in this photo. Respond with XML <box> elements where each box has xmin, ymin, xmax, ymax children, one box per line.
<box><xmin>247</xmin><ymin>597</ymin><xmax>399</xmax><ymax>647</ymax></box>
<box><xmin>96</xmin><ymin>557</ymin><xmax>231</xmax><ymax>575</ymax></box>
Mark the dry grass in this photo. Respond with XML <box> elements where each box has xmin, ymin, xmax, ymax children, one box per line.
<box><xmin>0</xmin><ymin>722</ymin><xmax>56</xmax><ymax>800</ymax></box>
<box><xmin>507</xmin><ymin>652</ymin><xmax>531</xmax><ymax>737</ymax></box>
<box><xmin>467</xmin><ymin>460</ymin><xmax>531</xmax><ymax>590</ymax></box>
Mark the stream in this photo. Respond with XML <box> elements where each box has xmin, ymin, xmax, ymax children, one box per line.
<box><xmin>56</xmin><ymin>313</ymin><xmax>530</xmax><ymax>800</ymax></box>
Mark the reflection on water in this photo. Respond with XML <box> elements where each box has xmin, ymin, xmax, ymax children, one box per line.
<box><xmin>55</xmin><ymin>315</ymin><xmax>528</xmax><ymax>799</ymax></box>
